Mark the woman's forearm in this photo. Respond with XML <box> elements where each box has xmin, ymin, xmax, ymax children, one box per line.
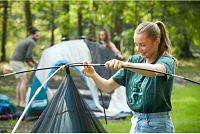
<box><xmin>124</xmin><ymin>62</ymin><xmax>166</xmax><ymax>77</ymax></box>
<box><xmin>91</xmin><ymin>72</ymin><xmax>117</xmax><ymax>93</ymax></box>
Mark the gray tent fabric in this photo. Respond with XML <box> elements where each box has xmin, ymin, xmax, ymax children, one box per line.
<box><xmin>31</xmin><ymin>72</ymin><xmax>106</xmax><ymax>133</ymax></box>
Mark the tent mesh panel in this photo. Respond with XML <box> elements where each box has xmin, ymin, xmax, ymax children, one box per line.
<box><xmin>31</xmin><ymin>74</ymin><xmax>106</xmax><ymax>133</ymax></box>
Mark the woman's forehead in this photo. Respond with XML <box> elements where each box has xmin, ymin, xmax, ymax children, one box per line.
<box><xmin>134</xmin><ymin>33</ymin><xmax>152</xmax><ymax>43</ymax></box>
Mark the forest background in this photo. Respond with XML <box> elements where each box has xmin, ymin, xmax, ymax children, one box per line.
<box><xmin>0</xmin><ymin>0</ymin><xmax>200</xmax><ymax>62</ymax></box>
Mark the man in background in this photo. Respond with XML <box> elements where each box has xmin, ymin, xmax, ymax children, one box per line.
<box><xmin>10</xmin><ymin>26</ymin><xmax>39</xmax><ymax>108</ymax></box>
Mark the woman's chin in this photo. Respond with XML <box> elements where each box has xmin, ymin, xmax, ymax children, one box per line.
<box><xmin>140</xmin><ymin>54</ymin><xmax>146</xmax><ymax>58</ymax></box>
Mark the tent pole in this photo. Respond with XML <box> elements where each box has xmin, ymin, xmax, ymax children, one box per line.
<box><xmin>65</xmin><ymin>65</ymin><xmax>70</xmax><ymax>74</ymax></box>
<box><xmin>70</xmin><ymin>63</ymin><xmax>200</xmax><ymax>85</ymax></box>
<box><xmin>12</xmin><ymin>65</ymin><xmax>66</xmax><ymax>133</ymax></box>
<box><xmin>99</xmin><ymin>90</ymin><xmax>108</xmax><ymax>132</ymax></box>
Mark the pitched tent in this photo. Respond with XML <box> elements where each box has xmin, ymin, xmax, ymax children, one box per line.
<box><xmin>26</xmin><ymin>39</ymin><xmax>131</xmax><ymax>120</ymax></box>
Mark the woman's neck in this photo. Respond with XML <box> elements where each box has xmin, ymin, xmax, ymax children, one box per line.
<box><xmin>145</xmin><ymin>52</ymin><xmax>159</xmax><ymax>64</ymax></box>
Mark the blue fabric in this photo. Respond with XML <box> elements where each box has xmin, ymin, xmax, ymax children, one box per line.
<box><xmin>0</xmin><ymin>94</ymin><xmax>16</xmax><ymax>114</ymax></box>
<box><xmin>27</xmin><ymin>77</ymin><xmax>47</xmax><ymax>112</ymax></box>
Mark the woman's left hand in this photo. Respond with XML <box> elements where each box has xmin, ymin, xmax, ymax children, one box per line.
<box><xmin>105</xmin><ymin>59</ymin><xmax>124</xmax><ymax>70</ymax></box>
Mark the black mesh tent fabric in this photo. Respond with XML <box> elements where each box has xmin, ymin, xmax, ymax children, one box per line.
<box><xmin>31</xmin><ymin>70</ymin><xmax>106</xmax><ymax>133</ymax></box>
<box><xmin>86</xmin><ymin>40</ymin><xmax>117</xmax><ymax>79</ymax></box>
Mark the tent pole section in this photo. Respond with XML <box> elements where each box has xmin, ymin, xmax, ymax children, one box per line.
<box><xmin>70</xmin><ymin>63</ymin><xmax>200</xmax><ymax>85</ymax></box>
<box><xmin>0</xmin><ymin>66</ymin><xmax>61</xmax><ymax>78</ymax></box>
<box><xmin>99</xmin><ymin>90</ymin><xmax>108</xmax><ymax>132</ymax></box>
<box><xmin>65</xmin><ymin>65</ymin><xmax>70</xmax><ymax>74</ymax></box>
<box><xmin>12</xmin><ymin>65</ymin><xmax>66</xmax><ymax>133</ymax></box>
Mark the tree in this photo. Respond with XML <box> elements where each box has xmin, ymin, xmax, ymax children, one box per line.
<box><xmin>110</xmin><ymin>1</ymin><xmax>125</xmax><ymax>51</ymax></box>
<box><xmin>50</xmin><ymin>2</ymin><xmax>55</xmax><ymax>46</ymax></box>
<box><xmin>24</xmin><ymin>0</ymin><xmax>32</xmax><ymax>34</ymax></box>
<box><xmin>88</xmin><ymin>1</ymin><xmax>97</xmax><ymax>41</ymax></box>
<box><xmin>59</xmin><ymin>1</ymin><xmax>70</xmax><ymax>39</ymax></box>
<box><xmin>1</xmin><ymin>0</ymin><xmax>8</xmax><ymax>62</ymax></box>
<box><xmin>77</xmin><ymin>6</ymin><xmax>83</xmax><ymax>37</ymax></box>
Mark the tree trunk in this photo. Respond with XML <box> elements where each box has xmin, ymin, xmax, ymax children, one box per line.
<box><xmin>88</xmin><ymin>20</ymin><xmax>96</xmax><ymax>41</ymax></box>
<box><xmin>180</xmin><ymin>32</ymin><xmax>194</xmax><ymax>58</ymax></box>
<box><xmin>149</xmin><ymin>1</ymin><xmax>155</xmax><ymax>21</ymax></box>
<box><xmin>1</xmin><ymin>1</ymin><xmax>8</xmax><ymax>62</ymax></box>
<box><xmin>61</xmin><ymin>2</ymin><xmax>69</xmax><ymax>40</ymax></box>
<box><xmin>132</xmin><ymin>1</ymin><xmax>139</xmax><ymax>55</ymax></box>
<box><xmin>88</xmin><ymin>2</ymin><xmax>97</xmax><ymax>41</ymax></box>
<box><xmin>111</xmin><ymin>2</ymin><xmax>124</xmax><ymax>51</ymax></box>
<box><xmin>24</xmin><ymin>0</ymin><xmax>32</xmax><ymax>34</ymax></box>
<box><xmin>77</xmin><ymin>7</ymin><xmax>83</xmax><ymax>37</ymax></box>
<box><xmin>50</xmin><ymin>3</ymin><xmax>55</xmax><ymax>46</ymax></box>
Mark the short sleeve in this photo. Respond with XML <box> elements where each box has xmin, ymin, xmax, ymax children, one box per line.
<box><xmin>112</xmin><ymin>68</ymin><xmax>126</xmax><ymax>86</ymax></box>
<box><xmin>156</xmin><ymin>54</ymin><xmax>175</xmax><ymax>81</ymax></box>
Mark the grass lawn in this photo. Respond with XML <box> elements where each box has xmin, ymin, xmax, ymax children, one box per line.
<box><xmin>171</xmin><ymin>84</ymin><xmax>200</xmax><ymax>133</ymax></box>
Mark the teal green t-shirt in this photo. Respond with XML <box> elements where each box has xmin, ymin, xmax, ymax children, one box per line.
<box><xmin>112</xmin><ymin>54</ymin><xmax>175</xmax><ymax>113</ymax></box>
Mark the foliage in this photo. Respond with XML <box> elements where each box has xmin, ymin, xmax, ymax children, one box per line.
<box><xmin>0</xmin><ymin>1</ymin><xmax>200</xmax><ymax>62</ymax></box>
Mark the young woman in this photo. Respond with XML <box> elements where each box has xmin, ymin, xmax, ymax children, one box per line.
<box><xmin>82</xmin><ymin>21</ymin><xmax>178</xmax><ymax>133</ymax></box>
<box><xmin>98</xmin><ymin>28</ymin><xmax>123</xmax><ymax>59</ymax></box>
<box><xmin>10</xmin><ymin>26</ymin><xmax>39</xmax><ymax>108</ymax></box>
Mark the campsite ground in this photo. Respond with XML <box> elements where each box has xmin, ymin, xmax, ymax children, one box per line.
<box><xmin>0</xmin><ymin>58</ymin><xmax>200</xmax><ymax>133</ymax></box>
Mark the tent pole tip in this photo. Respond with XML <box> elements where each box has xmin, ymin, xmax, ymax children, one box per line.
<box><xmin>65</xmin><ymin>66</ymin><xmax>70</xmax><ymax>74</ymax></box>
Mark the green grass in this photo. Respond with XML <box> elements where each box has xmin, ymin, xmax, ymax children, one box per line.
<box><xmin>171</xmin><ymin>84</ymin><xmax>200</xmax><ymax>133</ymax></box>
<box><xmin>100</xmin><ymin>117</ymin><xmax>132</xmax><ymax>133</ymax></box>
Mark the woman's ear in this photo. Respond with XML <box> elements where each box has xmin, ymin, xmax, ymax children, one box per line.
<box><xmin>156</xmin><ymin>38</ymin><xmax>160</xmax><ymax>46</ymax></box>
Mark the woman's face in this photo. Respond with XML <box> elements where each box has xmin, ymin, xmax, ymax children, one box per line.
<box><xmin>99</xmin><ymin>31</ymin><xmax>106</xmax><ymax>41</ymax></box>
<box><xmin>134</xmin><ymin>33</ymin><xmax>160</xmax><ymax>62</ymax></box>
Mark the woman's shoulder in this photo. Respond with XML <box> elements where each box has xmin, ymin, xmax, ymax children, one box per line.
<box><xmin>159</xmin><ymin>53</ymin><xmax>173</xmax><ymax>61</ymax></box>
<box><xmin>156</xmin><ymin>53</ymin><xmax>174</xmax><ymax>65</ymax></box>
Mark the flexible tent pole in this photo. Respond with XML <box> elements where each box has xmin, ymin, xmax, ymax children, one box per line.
<box><xmin>0</xmin><ymin>66</ymin><xmax>61</xmax><ymax>78</ymax></box>
<box><xmin>12</xmin><ymin>65</ymin><xmax>66</xmax><ymax>133</ymax></box>
<box><xmin>69</xmin><ymin>63</ymin><xmax>200</xmax><ymax>85</ymax></box>
<box><xmin>99</xmin><ymin>90</ymin><xmax>108</xmax><ymax>132</ymax></box>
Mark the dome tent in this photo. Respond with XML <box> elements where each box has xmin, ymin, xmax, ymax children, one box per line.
<box><xmin>25</xmin><ymin>39</ymin><xmax>131</xmax><ymax>121</ymax></box>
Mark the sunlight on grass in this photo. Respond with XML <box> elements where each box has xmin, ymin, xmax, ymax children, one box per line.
<box><xmin>171</xmin><ymin>84</ymin><xmax>200</xmax><ymax>133</ymax></box>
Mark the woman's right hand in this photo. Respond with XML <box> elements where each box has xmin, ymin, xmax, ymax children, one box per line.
<box><xmin>81</xmin><ymin>61</ymin><xmax>96</xmax><ymax>78</ymax></box>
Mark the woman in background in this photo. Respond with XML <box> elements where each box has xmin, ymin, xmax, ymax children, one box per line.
<box><xmin>96</xmin><ymin>28</ymin><xmax>123</xmax><ymax>80</ymax></box>
<box><xmin>98</xmin><ymin>28</ymin><xmax>123</xmax><ymax>60</ymax></box>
